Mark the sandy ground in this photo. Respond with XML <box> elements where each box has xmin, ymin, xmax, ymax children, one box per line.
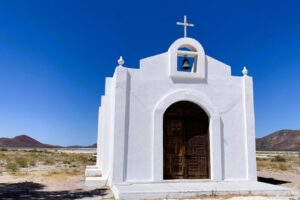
<box><xmin>56</xmin><ymin>148</ymin><xmax>97</xmax><ymax>154</ymax></box>
<box><xmin>0</xmin><ymin>148</ymin><xmax>112</xmax><ymax>199</ymax></box>
<box><xmin>0</xmin><ymin>149</ymin><xmax>299</xmax><ymax>199</ymax></box>
<box><xmin>258</xmin><ymin>171</ymin><xmax>300</xmax><ymax>190</ymax></box>
<box><xmin>0</xmin><ymin>173</ymin><xmax>114</xmax><ymax>200</ymax></box>
<box><xmin>1</xmin><ymin>172</ymin><xmax>299</xmax><ymax>200</ymax></box>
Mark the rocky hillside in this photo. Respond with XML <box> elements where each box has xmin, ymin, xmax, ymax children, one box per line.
<box><xmin>0</xmin><ymin>135</ymin><xmax>96</xmax><ymax>148</ymax></box>
<box><xmin>256</xmin><ymin>129</ymin><xmax>300</xmax><ymax>151</ymax></box>
<box><xmin>0</xmin><ymin>135</ymin><xmax>54</xmax><ymax>148</ymax></box>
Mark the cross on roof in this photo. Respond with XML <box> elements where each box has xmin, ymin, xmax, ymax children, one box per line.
<box><xmin>176</xmin><ymin>15</ymin><xmax>194</xmax><ymax>38</ymax></box>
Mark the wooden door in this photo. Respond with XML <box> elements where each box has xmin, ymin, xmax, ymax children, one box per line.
<box><xmin>163</xmin><ymin>101</ymin><xmax>210</xmax><ymax>179</ymax></box>
<box><xmin>184</xmin><ymin>119</ymin><xmax>210</xmax><ymax>178</ymax></box>
<box><xmin>163</xmin><ymin>119</ymin><xmax>185</xmax><ymax>179</ymax></box>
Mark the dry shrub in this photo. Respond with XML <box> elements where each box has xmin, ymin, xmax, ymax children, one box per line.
<box><xmin>29</xmin><ymin>159</ymin><xmax>36</xmax><ymax>166</ymax></box>
<box><xmin>0</xmin><ymin>153</ymin><xmax>7</xmax><ymax>158</ymax></box>
<box><xmin>65</xmin><ymin>168</ymin><xmax>80</xmax><ymax>175</ymax></box>
<box><xmin>87</xmin><ymin>155</ymin><xmax>96</xmax><ymax>163</ymax></box>
<box><xmin>6</xmin><ymin>162</ymin><xmax>19</xmax><ymax>172</ymax></box>
<box><xmin>270</xmin><ymin>163</ymin><xmax>278</xmax><ymax>170</ymax></box>
<box><xmin>43</xmin><ymin>157</ymin><xmax>55</xmax><ymax>165</ymax></box>
<box><xmin>257</xmin><ymin>161</ymin><xmax>268</xmax><ymax>170</ymax></box>
<box><xmin>279</xmin><ymin>164</ymin><xmax>288</xmax><ymax>171</ymax></box>
<box><xmin>256</xmin><ymin>157</ymin><xmax>268</xmax><ymax>161</ymax></box>
<box><xmin>15</xmin><ymin>157</ymin><xmax>28</xmax><ymax>168</ymax></box>
<box><xmin>272</xmin><ymin>155</ymin><xmax>286</xmax><ymax>162</ymax></box>
<box><xmin>3</xmin><ymin>149</ymin><xmax>94</xmax><ymax>175</ymax></box>
<box><xmin>47</xmin><ymin>170</ymin><xmax>59</xmax><ymax>176</ymax></box>
<box><xmin>63</xmin><ymin>159</ymin><xmax>72</xmax><ymax>165</ymax></box>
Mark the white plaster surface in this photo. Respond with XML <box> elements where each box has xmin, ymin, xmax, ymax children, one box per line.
<box><xmin>111</xmin><ymin>181</ymin><xmax>296</xmax><ymax>200</ymax></box>
<box><xmin>85</xmin><ymin>165</ymin><xmax>98</xmax><ymax>169</ymax></box>
<box><xmin>87</xmin><ymin>37</ymin><xmax>258</xmax><ymax>191</ymax></box>
<box><xmin>85</xmin><ymin>177</ymin><xmax>107</xmax><ymax>187</ymax></box>
<box><xmin>85</xmin><ymin>168</ymin><xmax>102</xmax><ymax>177</ymax></box>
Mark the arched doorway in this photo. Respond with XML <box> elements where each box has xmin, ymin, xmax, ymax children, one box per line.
<box><xmin>163</xmin><ymin>101</ymin><xmax>210</xmax><ymax>179</ymax></box>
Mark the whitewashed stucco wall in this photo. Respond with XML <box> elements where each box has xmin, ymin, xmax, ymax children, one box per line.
<box><xmin>97</xmin><ymin>38</ymin><xmax>256</xmax><ymax>185</ymax></box>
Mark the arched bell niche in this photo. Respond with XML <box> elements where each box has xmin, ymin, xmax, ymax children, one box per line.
<box><xmin>177</xmin><ymin>47</ymin><xmax>198</xmax><ymax>72</ymax></box>
<box><xmin>168</xmin><ymin>38</ymin><xmax>206</xmax><ymax>81</ymax></box>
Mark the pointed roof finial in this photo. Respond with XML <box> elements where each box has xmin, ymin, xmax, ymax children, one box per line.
<box><xmin>242</xmin><ymin>66</ymin><xmax>248</xmax><ymax>76</ymax></box>
<box><xmin>176</xmin><ymin>15</ymin><xmax>194</xmax><ymax>38</ymax></box>
<box><xmin>118</xmin><ymin>56</ymin><xmax>124</xmax><ymax>66</ymax></box>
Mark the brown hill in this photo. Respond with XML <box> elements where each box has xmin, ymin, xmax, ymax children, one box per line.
<box><xmin>0</xmin><ymin>135</ymin><xmax>54</xmax><ymax>148</ymax></box>
<box><xmin>256</xmin><ymin>129</ymin><xmax>300</xmax><ymax>151</ymax></box>
<box><xmin>0</xmin><ymin>135</ymin><xmax>96</xmax><ymax>148</ymax></box>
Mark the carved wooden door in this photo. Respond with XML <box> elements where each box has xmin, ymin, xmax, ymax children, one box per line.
<box><xmin>163</xmin><ymin>119</ymin><xmax>185</xmax><ymax>179</ymax></box>
<box><xmin>163</xmin><ymin>101</ymin><xmax>210</xmax><ymax>179</ymax></box>
<box><xmin>184</xmin><ymin>119</ymin><xmax>210</xmax><ymax>179</ymax></box>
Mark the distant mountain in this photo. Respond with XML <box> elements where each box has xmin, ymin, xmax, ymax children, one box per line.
<box><xmin>66</xmin><ymin>144</ymin><xmax>97</xmax><ymax>148</ymax></box>
<box><xmin>0</xmin><ymin>135</ymin><xmax>96</xmax><ymax>148</ymax></box>
<box><xmin>89</xmin><ymin>143</ymin><xmax>97</xmax><ymax>148</ymax></box>
<box><xmin>0</xmin><ymin>135</ymin><xmax>54</xmax><ymax>148</ymax></box>
<box><xmin>256</xmin><ymin>129</ymin><xmax>300</xmax><ymax>151</ymax></box>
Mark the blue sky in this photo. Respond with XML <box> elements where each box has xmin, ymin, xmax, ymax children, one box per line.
<box><xmin>0</xmin><ymin>0</ymin><xmax>299</xmax><ymax>146</ymax></box>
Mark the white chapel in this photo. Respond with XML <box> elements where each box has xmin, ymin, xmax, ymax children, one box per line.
<box><xmin>84</xmin><ymin>16</ymin><xmax>271</xmax><ymax>199</ymax></box>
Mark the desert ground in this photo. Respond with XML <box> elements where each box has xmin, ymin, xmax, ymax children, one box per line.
<box><xmin>0</xmin><ymin>148</ymin><xmax>299</xmax><ymax>200</ymax></box>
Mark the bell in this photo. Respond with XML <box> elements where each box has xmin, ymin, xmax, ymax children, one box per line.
<box><xmin>181</xmin><ymin>56</ymin><xmax>191</xmax><ymax>70</ymax></box>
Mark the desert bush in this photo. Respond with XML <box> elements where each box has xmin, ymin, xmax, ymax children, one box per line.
<box><xmin>256</xmin><ymin>157</ymin><xmax>268</xmax><ymax>161</ymax></box>
<box><xmin>279</xmin><ymin>164</ymin><xmax>288</xmax><ymax>171</ymax></box>
<box><xmin>15</xmin><ymin>157</ymin><xmax>28</xmax><ymax>168</ymax></box>
<box><xmin>29</xmin><ymin>148</ymin><xmax>39</xmax><ymax>153</ymax></box>
<box><xmin>270</xmin><ymin>163</ymin><xmax>278</xmax><ymax>169</ymax></box>
<box><xmin>88</xmin><ymin>155</ymin><xmax>96</xmax><ymax>163</ymax></box>
<box><xmin>0</xmin><ymin>148</ymin><xmax>8</xmax><ymax>151</ymax></box>
<box><xmin>39</xmin><ymin>149</ymin><xmax>53</xmax><ymax>154</ymax></box>
<box><xmin>0</xmin><ymin>153</ymin><xmax>7</xmax><ymax>158</ymax></box>
<box><xmin>29</xmin><ymin>159</ymin><xmax>36</xmax><ymax>166</ymax></box>
<box><xmin>47</xmin><ymin>170</ymin><xmax>59</xmax><ymax>176</ymax></box>
<box><xmin>272</xmin><ymin>155</ymin><xmax>286</xmax><ymax>162</ymax></box>
<box><xmin>2</xmin><ymin>149</ymin><xmax>93</xmax><ymax>175</ymax></box>
<box><xmin>43</xmin><ymin>157</ymin><xmax>55</xmax><ymax>165</ymax></box>
<box><xmin>63</xmin><ymin>160</ymin><xmax>72</xmax><ymax>165</ymax></box>
<box><xmin>72</xmin><ymin>154</ymin><xmax>88</xmax><ymax>164</ymax></box>
<box><xmin>26</xmin><ymin>153</ymin><xmax>38</xmax><ymax>165</ymax></box>
<box><xmin>256</xmin><ymin>161</ymin><xmax>268</xmax><ymax>170</ymax></box>
<box><xmin>60</xmin><ymin>152</ymin><xmax>69</xmax><ymax>157</ymax></box>
<box><xmin>6</xmin><ymin>162</ymin><xmax>19</xmax><ymax>172</ymax></box>
<box><xmin>64</xmin><ymin>168</ymin><xmax>80</xmax><ymax>175</ymax></box>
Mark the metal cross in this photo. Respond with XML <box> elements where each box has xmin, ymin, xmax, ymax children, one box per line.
<box><xmin>176</xmin><ymin>15</ymin><xmax>194</xmax><ymax>38</ymax></box>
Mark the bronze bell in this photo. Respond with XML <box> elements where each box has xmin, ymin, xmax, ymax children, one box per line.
<box><xmin>181</xmin><ymin>56</ymin><xmax>191</xmax><ymax>70</ymax></box>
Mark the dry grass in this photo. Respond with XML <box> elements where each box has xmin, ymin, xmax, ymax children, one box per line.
<box><xmin>257</xmin><ymin>155</ymin><xmax>300</xmax><ymax>173</ymax></box>
<box><xmin>0</xmin><ymin>148</ymin><xmax>96</xmax><ymax>176</ymax></box>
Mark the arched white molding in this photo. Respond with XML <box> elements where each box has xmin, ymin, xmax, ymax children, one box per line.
<box><xmin>152</xmin><ymin>89</ymin><xmax>223</xmax><ymax>181</ymax></box>
<box><xmin>168</xmin><ymin>37</ymin><xmax>206</xmax><ymax>81</ymax></box>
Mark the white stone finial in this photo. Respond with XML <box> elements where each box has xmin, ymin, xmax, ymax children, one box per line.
<box><xmin>242</xmin><ymin>66</ymin><xmax>248</xmax><ymax>76</ymax></box>
<box><xmin>176</xmin><ymin>15</ymin><xmax>194</xmax><ymax>38</ymax></box>
<box><xmin>118</xmin><ymin>56</ymin><xmax>124</xmax><ymax>66</ymax></box>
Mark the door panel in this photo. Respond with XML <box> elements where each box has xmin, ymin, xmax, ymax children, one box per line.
<box><xmin>163</xmin><ymin>119</ymin><xmax>185</xmax><ymax>179</ymax></box>
<box><xmin>163</xmin><ymin>101</ymin><xmax>210</xmax><ymax>179</ymax></box>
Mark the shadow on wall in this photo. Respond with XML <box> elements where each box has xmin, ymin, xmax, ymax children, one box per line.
<box><xmin>0</xmin><ymin>182</ymin><xmax>108</xmax><ymax>200</ymax></box>
<box><xmin>258</xmin><ymin>176</ymin><xmax>290</xmax><ymax>185</ymax></box>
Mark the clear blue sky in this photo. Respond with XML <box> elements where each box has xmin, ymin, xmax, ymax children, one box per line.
<box><xmin>0</xmin><ymin>0</ymin><xmax>299</xmax><ymax>146</ymax></box>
